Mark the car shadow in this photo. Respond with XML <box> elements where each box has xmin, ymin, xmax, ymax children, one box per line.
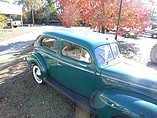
<box><xmin>0</xmin><ymin>40</ymin><xmax>34</xmax><ymax>52</ymax></box>
<box><xmin>0</xmin><ymin>40</ymin><xmax>34</xmax><ymax>61</ymax></box>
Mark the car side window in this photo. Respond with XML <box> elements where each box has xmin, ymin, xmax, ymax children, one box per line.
<box><xmin>41</xmin><ymin>37</ymin><xmax>57</xmax><ymax>53</ymax></box>
<box><xmin>61</xmin><ymin>41</ymin><xmax>91</xmax><ymax>63</ymax></box>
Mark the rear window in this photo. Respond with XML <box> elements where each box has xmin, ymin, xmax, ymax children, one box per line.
<box><xmin>41</xmin><ymin>37</ymin><xmax>58</xmax><ymax>53</ymax></box>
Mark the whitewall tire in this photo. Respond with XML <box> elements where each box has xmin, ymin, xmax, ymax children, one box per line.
<box><xmin>32</xmin><ymin>65</ymin><xmax>43</xmax><ymax>84</ymax></box>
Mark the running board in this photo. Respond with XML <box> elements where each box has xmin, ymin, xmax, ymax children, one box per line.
<box><xmin>44</xmin><ymin>77</ymin><xmax>96</xmax><ymax>115</ymax></box>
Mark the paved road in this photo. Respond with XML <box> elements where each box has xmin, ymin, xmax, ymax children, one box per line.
<box><xmin>0</xmin><ymin>26</ymin><xmax>64</xmax><ymax>61</ymax></box>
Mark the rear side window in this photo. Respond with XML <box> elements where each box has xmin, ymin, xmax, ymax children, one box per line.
<box><xmin>61</xmin><ymin>41</ymin><xmax>91</xmax><ymax>63</ymax></box>
<box><xmin>41</xmin><ymin>37</ymin><xmax>57</xmax><ymax>53</ymax></box>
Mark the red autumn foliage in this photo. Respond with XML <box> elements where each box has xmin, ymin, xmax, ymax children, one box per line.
<box><xmin>58</xmin><ymin>0</ymin><xmax>155</xmax><ymax>31</ymax></box>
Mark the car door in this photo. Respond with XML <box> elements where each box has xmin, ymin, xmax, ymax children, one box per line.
<box><xmin>57</xmin><ymin>40</ymin><xmax>96</xmax><ymax>98</ymax></box>
<box><xmin>39</xmin><ymin>35</ymin><xmax>59</xmax><ymax>80</ymax></box>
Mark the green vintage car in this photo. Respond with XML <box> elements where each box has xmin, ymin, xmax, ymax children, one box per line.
<box><xmin>26</xmin><ymin>28</ymin><xmax>157</xmax><ymax>118</ymax></box>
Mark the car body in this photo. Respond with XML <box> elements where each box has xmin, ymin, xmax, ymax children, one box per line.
<box><xmin>150</xmin><ymin>44</ymin><xmax>157</xmax><ymax>63</ymax></box>
<box><xmin>144</xmin><ymin>28</ymin><xmax>157</xmax><ymax>38</ymax></box>
<box><xmin>110</xmin><ymin>27</ymin><xmax>138</xmax><ymax>38</ymax></box>
<box><xmin>26</xmin><ymin>28</ymin><xmax>157</xmax><ymax>118</ymax></box>
<box><xmin>7</xmin><ymin>19</ymin><xmax>22</xmax><ymax>28</ymax></box>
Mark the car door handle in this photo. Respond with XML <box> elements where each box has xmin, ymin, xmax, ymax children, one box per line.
<box><xmin>57</xmin><ymin>62</ymin><xmax>62</xmax><ymax>66</ymax></box>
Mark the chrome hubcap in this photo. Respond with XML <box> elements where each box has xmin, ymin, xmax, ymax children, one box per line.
<box><xmin>33</xmin><ymin>65</ymin><xmax>42</xmax><ymax>84</ymax></box>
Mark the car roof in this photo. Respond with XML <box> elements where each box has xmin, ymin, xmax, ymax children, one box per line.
<box><xmin>42</xmin><ymin>28</ymin><xmax>117</xmax><ymax>49</ymax></box>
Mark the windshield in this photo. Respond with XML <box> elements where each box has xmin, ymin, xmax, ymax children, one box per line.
<box><xmin>95</xmin><ymin>43</ymin><xmax>120</xmax><ymax>65</ymax></box>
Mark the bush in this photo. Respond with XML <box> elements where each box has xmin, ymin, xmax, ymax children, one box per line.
<box><xmin>0</xmin><ymin>14</ymin><xmax>7</xmax><ymax>29</ymax></box>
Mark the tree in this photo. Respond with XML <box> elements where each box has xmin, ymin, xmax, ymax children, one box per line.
<box><xmin>14</xmin><ymin>0</ymin><xmax>58</xmax><ymax>24</ymax></box>
<box><xmin>0</xmin><ymin>14</ymin><xmax>7</xmax><ymax>29</ymax></box>
<box><xmin>58</xmin><ymin>0</ymin><xmax>154</xmax><ymax>32</ymax></box>
<box><xmin>151</xmin><ymin>12</ymin><xmax>157</xmax><ymax>21</ymax></box>
<box><xmin>41</xmin><ymin>0</ymin><xmax>58</xmax><ymax>24</ymax></box>
<box><xmin>14</xmin><ymin>0</ymin><xmax>42</xmax><ymax>23</ymax></box>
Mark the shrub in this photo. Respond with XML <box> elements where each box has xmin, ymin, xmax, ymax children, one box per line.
<box><xmin>0</xmin><ymin>14</ymin><xmax>7</xmax><ymax>29</ymax></box>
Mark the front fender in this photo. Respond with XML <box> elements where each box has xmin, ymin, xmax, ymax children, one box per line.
<box><xmin>26</xmin><ymin>52</ymin><xmax>48</xmax><ymax>80</ymax></box>
<box><xmin>94</xmin><ymin>89</ymin><xmax>157</xmax><ymax>118</ymax></box>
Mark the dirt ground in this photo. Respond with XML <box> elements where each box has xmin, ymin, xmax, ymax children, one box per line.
<box><xmin>0</xmin><ymin>45</ymin><xmax>77</xmax><ymax>118</ymax></box>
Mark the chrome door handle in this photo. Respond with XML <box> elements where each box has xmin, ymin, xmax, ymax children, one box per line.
<box><xmin>57</xmin><ymin>62</ymin><xmax>62</xmax><ymax>66</ymax></box>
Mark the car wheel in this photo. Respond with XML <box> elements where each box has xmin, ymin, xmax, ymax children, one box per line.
<box><xmin>125</xmin><ymin>33</ymin><xmax>130</xmax><ymax>38</ymax></box>
<box><xmin>32</xmin><ymin>65</ymin><xmax>43</xmax><ymax>84</ymax></box>
<box><xmin>13</xmin><ymin>26</ymin><xmax>17</xmax><ymax>28</ymax></box>
<box><xmin>150</xmin><ymin>44</ymin><xmax>157</xmax><ymax>63</ymax></box>
<box><xmin>152</xmin><ymin>34</ymin><xmax>157</xmax><ymax>38</ymax></box>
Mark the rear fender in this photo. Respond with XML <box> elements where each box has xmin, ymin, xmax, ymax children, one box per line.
<box><xmin>94</xmin><ymin>89</ymin><xmax>157</xmax><ymax>118</ymax></box>
<box><xmin>27</xmin><ymin>52</ymin><xmax>48</xmax><ymax>80</ymax></box>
